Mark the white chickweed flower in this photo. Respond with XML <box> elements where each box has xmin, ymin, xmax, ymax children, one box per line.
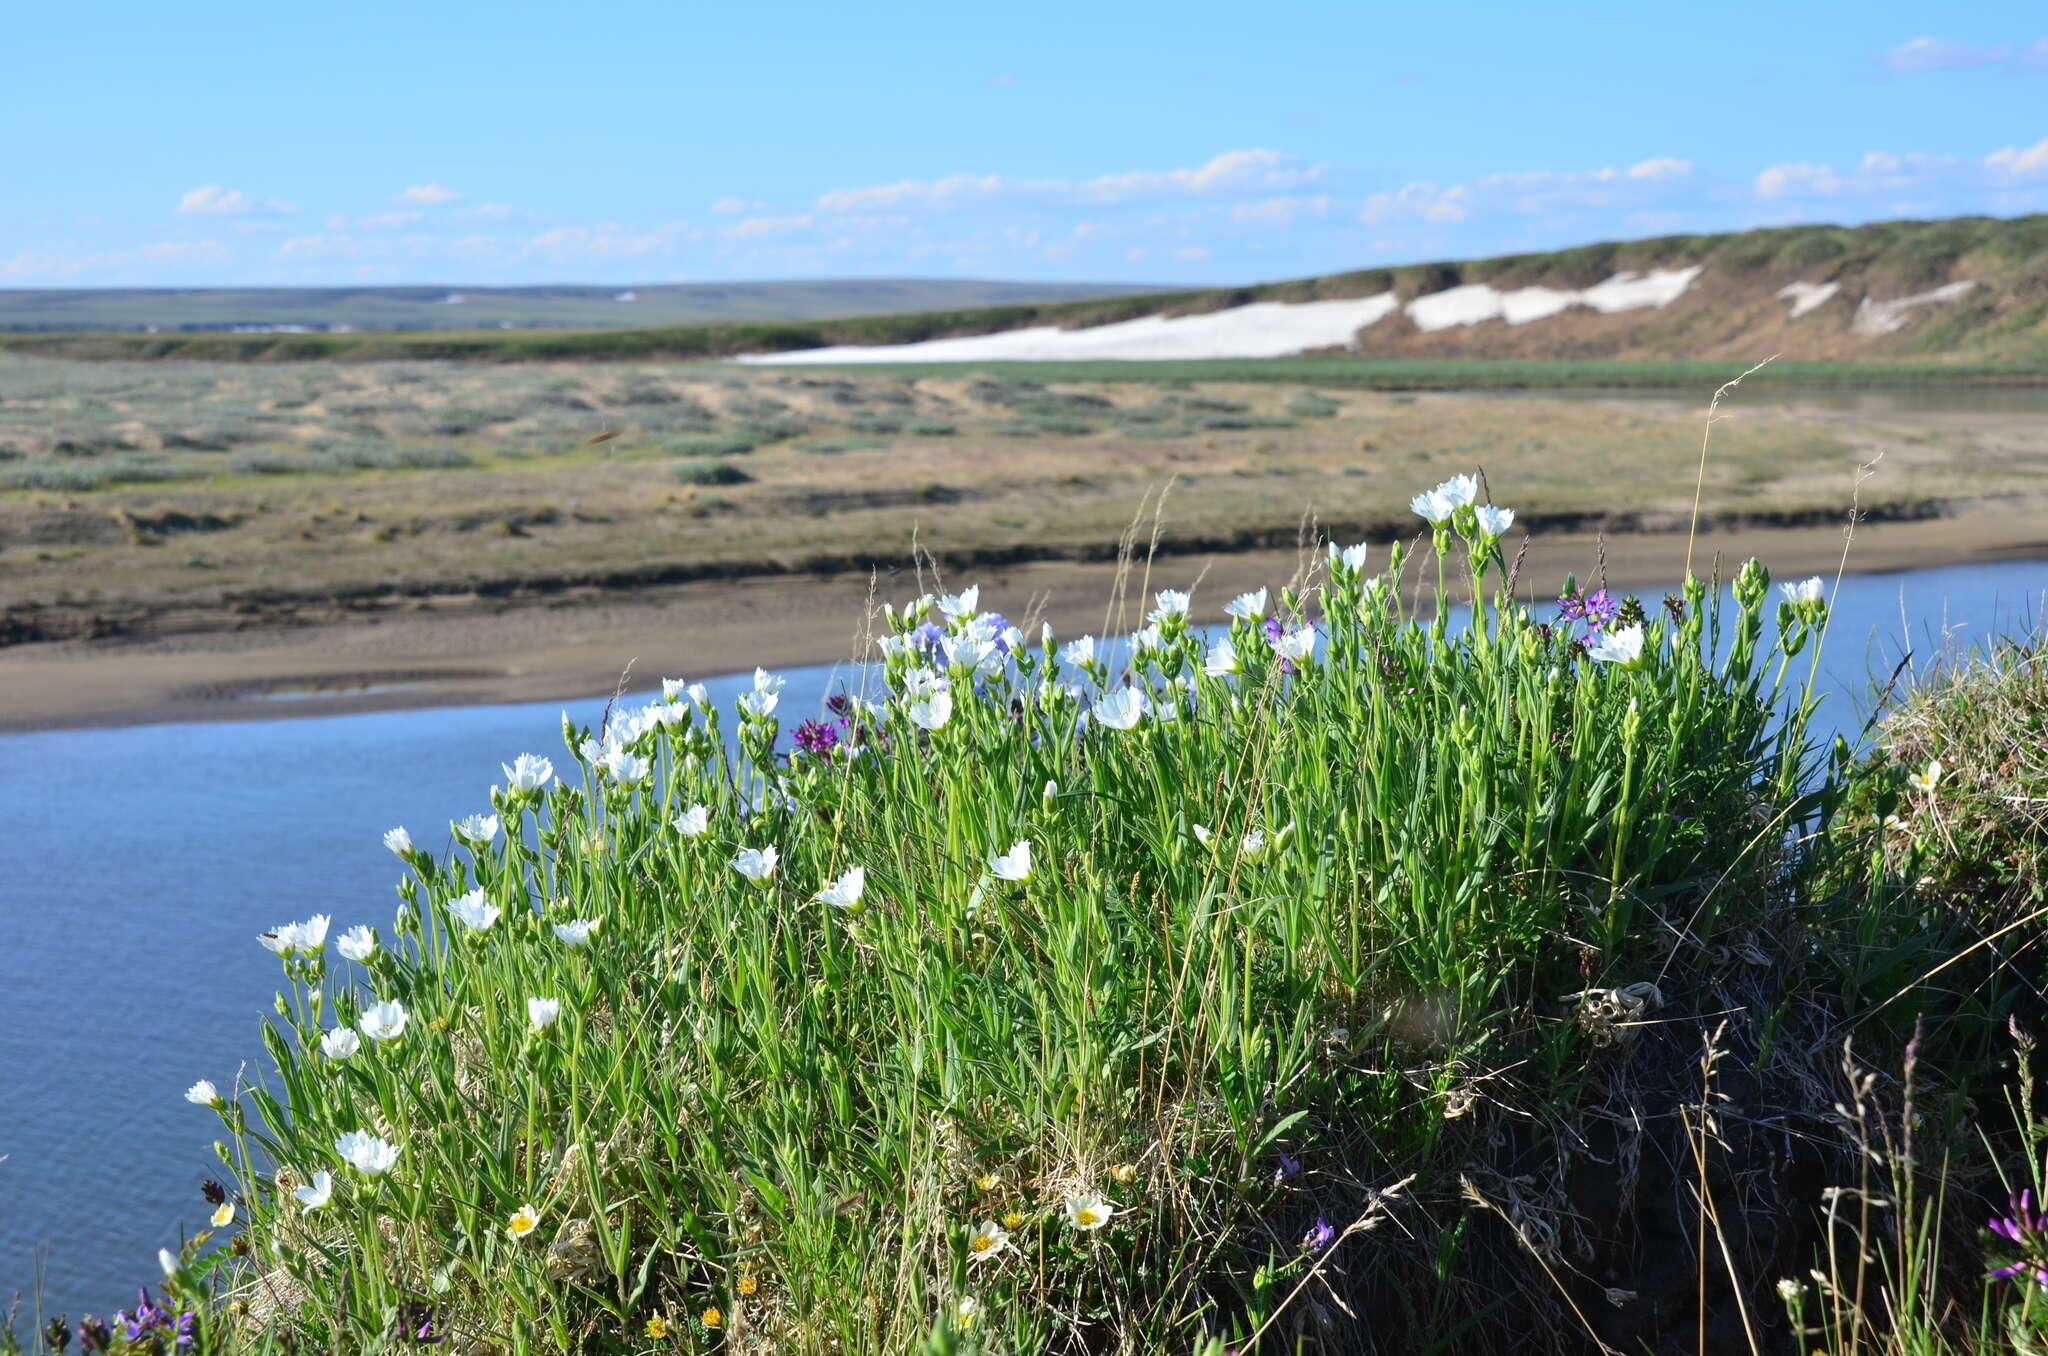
<box><xmin>1586</xmin><ymin>624</ymin><xmax>1646</xmax><ymax>666</ymax></box>
<box><xmin>736</xmin><ymin>689</ymin><xmax>779</xmax><ymax>720</ymax></box>
<box><xmin>1092</xmin><ymin>686</ymin><xmax>1148</xmax><ymax>731</ymax></box>
<box><xmin>673</xmin><ymin>804</ymin><xmax>711</xmax><ymax>837</ymax></box>
<box><xmin>294</xmin><ymin>1170</ymin><xmax>333</xmax><ymax>1210</ymax></box>
<box><xmin>817</xmin><ymin>866</ymin><xmax>867</xmax><ymax>913</ymax></box>
<box><xmin>358</xmin><ymin>999</ymin><xmax>409</xmax><ymax>1042</ymax></box>
<box><xmin>1410</xmin><ymin>489</ymin><xmax>1455</xmax><ymax>525</ymax></box>
<box><xmin>602</xmin><ymin>749</ymin><xmax>651</xmax><ymax>785</ymax></box>
<box><xmin>1147</xmin><ymin>588</ymin><xmax>1191</xmax><ymax>621</ymax></box>
<box><xmin>454</xmin><ymin>813</ymin><xmax>500</xmax><ymax>846</ymax></box>
<box><xmin>502</xmin><ymin>753</ymin><xmax>554</xmax><ymax>791</ymax></box>
<box><xmin>552</xmin><ymin>918</ymin><xmax>599</xmax><ymax>946</ymax></box>
<box><xmin>1327</xmin><ymin>541</ymin><xmax>1370</xmax><ymax>572</ymax></box>
<box><xmin>336</xmin><ymin>925</ymin><xmax>377</xmax><ymax>963</ymax></box>
<box><xmin>1271</xmin><ymin>627</ymin><xmax>1318</xmax><ymax>665</ymax></box>
<box><xmin>989</xmin><ymin>840</ymin><xmax>1033</xmax><ymax>883</ymax></box>
<box><xmin>159</xmin><ymin>1248</ymin><xmax>180</xmax><ymax>1279</ymax></box>
<box><xmin>526</xmin><ymin>997</ymin><xmax>562</xmax><ymax>1032</ymax></box>
<box><xmin>966</xmin><ymin>1219</ymin><xmax>1012</xmax><ymax>1262</ymax></box>
<box><xmin>908</xmin><ymin>690</ymin><xmax>954</xmax><ymax>731</ymax></box>
<box><xmin>1225</xmin><ymin>588</ymin><xmax>1268</xmax><ymax>620</ymax></box>
<box><xmin>382</xmin><ymin>826</ymin><xmax>414</xmax><ymax>857</ymax></box>
<box><xmin>938</xmin><ymin>585</ymin><xmax>981</xmax><ymax>619</ymax></box>
<box><xmin>1474</xmin><ymin>505</ymin><xmax>1515</xmax><ymax>539</ymax></box>
<box><xmin>1062</xmin><ymin>635</ymin><xmax>1097</xmax><ymax>669</ymax></box>
<box><xmin>1192</xmin><ymin>823</ymin><xmax>1214</xmax><ymax>846</ymax></box>
<box><xmin>732</xmin><ymin>845</ymin><xmax>780</xmax><ymax>883</ymax></box>
<box><xmin>186</xmin><ymin>1079</ymin><xmax>222</xmax><ymax>1108</ymax></box>
<box><xmin>335</xmin><ymin>1129</ymin><xmax>401</xmax><ymax>1177</ymax></box>
<box><xmin>1436</xmin><ymin>473</ymin><xmax>1479</xmax><ymax>508</ymax></box>
<box><xmin>448</xmin><ymin>889</ymin><xmax>501</xmax><ymax>931</ymax></box>
<box><xmin>320</xmin><ymin>1028</ymin><xmax>362</xmax><ymax>1060</ymax></box>
<box><xmin>1780</xmin><ymin>576</ymin><xmax>1825</xmax><ymax>606</ymax></box>
<box><xmin>1908</xmin><ymin>759</ymin><xmax>1944</xmax><ymax>793</ymax></box>
<box><xmin>753</xmin><ymin>666</ymin><xmax>786</xmax><ymax>696</ymax></box>
<box><xmin>1204</xmin><ymin>635</ymin><xmax>1241</xmax><ymax>678</ymax></box>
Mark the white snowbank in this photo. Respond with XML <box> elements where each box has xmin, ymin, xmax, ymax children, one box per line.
<box><xmin>741</xmin><ymin>265</ymin><xmax>1706</xmax><ymax>363</ymax></box>
<box><xmin>1776</xmin><ymin>281</ymin><xmax>1839</xmax><ymax>319</ymax></box>
<box><xmin>1850</xmin><ymin>281</ymin><xmax>1977</xmax><ymax>337</ymax></box>
<box><xmin>739</xmin><ymin>295</ymin><xmax>1399</xmax><ymax>364</ymax></box>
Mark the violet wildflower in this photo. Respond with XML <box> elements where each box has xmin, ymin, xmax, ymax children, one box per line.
<box><xmin>200</xmin><ymin>1178</ymin><xmax>227</xmax><ymax>1206</ymax></box>
<box><xmin>1273</xmin><ymin>1152</ymin><xmax>1301</xmax><ymax>1184</ymax></box>
<box><xmin>77</xmin><ymin>1317</ymin><xmax>110</xmax><ymax>1353</ymax></box>
<box><xmin>1988</xmin><ymin>1187</ymin><xmax>2048</xmax><ymax>1290</ymax></box>
<box><xmin>395</xmin><ymin>1302</ymin><xmax>446</xmax><ymax>1345</ymax></box>
<box><xmin>910</xmin><ymin>621</ymin><xmax>950</xmax><ymax>665</ymax></box>
<box><xmin>792</xmin><ymin>718</ymin><xmax>841</xmax><ymax>758</ymax></box>
<box><xmin>43</xmin><ymin>1317</ymin><xmax>70</xmax><ymax>1353</ymax></box>
<box><xmin>1584</xmin><ymin>588</ymin><xmax>1619</xmax><ymax>629</ymax></box>
<box><xmin>1303</xmin><ymin>1217</ymin><xmax>1337</xmax><ymax>1251</ymax></box>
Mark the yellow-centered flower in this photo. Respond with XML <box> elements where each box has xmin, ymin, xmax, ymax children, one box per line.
<box><xmin>210</xmin><ymin>1202</ymin><xmax>235</xmax><ymax>1228</ymax></box>
<box><xmin>507</xmin><ymin>1203</ymin><xmax>542</xmax><ymax>1238</ymax></box>
<box><xmin>700</xmin><ymin>1306</ymin><xmax>724</xmax><ymax>1329</ymax></box>
<box><xmin>644</xmin><ymin>1315</ymin><xmax>668</xmax><ymax>1339</ymax></box>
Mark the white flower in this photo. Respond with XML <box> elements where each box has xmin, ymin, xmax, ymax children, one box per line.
<box><xmin>1204</xmin><ymin>635</ymin><xmax>1241</xmax><ymax>677</ymax></box>
<box><xmin>1132</xmin><ymin>623</ymin><xmax>1167</xmax><ymax>653</ymax></box>
<box><xmin>578</xmin><ymin>735</ymin><xmax>607</xmax><ymax>764</ymax></box>
<box><xmin>1435</xmin><ymin>473</ymin><xmax>1478</xmax><ymax>508</ymax></box>
<box><xmin>186</xmin><ymin>1079</ymin><xmax>221</xmax><ymax>1107</ymax></box>
<box><xmin>1240</xmin><ymin>829</ymin><xmax>1268</xmax><ymax>860</ymax></box>
<box><xmin>817</xmin><ymin>866</ymin><xmax>867</xmax><ymax>912</ymax></box>
<box><xmin>454</xmin><ymin>813</ymin><xmax>499</xmax><ymax>846</ymax></box>
<box><xmin>552</xmin><ymin>918</ymin><xmax>599</xmax><ymax>946</ymax></box>
<box><xmin>956</xmin><ymin>1296</ymin><xmax>981</xmax><ymax>1329</ymax></box>
<box><xmin>1225</xmin><ymin>588</ymin><xmax>1268</xmax><ymax>620</ymax></box>
<box><xmin>908</xmin><ymin>689</ymin><xmax>954</xmax><ymax>731</ymax></box>
<box><xmin>649</xmin><ymin>701</ymin><xmax>689</xmax><ymax>730</ymax></box>
<box><xmin>502</xmin><ymin>754</ymin><xmax>554</xmax><ymax>791</ymax></box>
<box><xmin>336</xmin><ymin>925</ymin><xmax>377</xmax><ymax>963</ymax></box>
<box><xmin>1043</xmin><ymin>779</ymin><xmax>1059</xmax><ymax>804</ymax></box>
<box><xmin>966</xmin><ymin>1219</ymin><xmax>1012</xmax><ymax>1262</ymax></box>
<box><xmin>1271</xmin><ymin>627</ymin><xmax>1318</xmax><ymax>665</ymax></box>
<box><xmin>753</xmin><ymin>666</ymin><xmax>786</xmax><ymax>696</ymax></box>
<box><xmin>1586</xmin><ymin>624</ymin><xmax>1646</xmax><ymax>666</ymax></box>
<box><xmin>159</xmin><ymin>1248</ymin><xmax>179</xmax><ymax>1279</ymax></box>
<box><xmin>1093</xmin><ymin>686</ymin><xmax>1148</xmax><ymax>731</ymax></box>
<box><xmin>989</xmin><ymin>840</ymin><xmax>1033</xmax><ymax>883</ymax></box>
<box><xmin>732</xmin><ymin>845</ymin><xmax>779</xmax><ymax>883</ymax></box>
<box><xmin>526</xmin><ymin>997</ymin><xmax>561</xmax><ymax>1032</ymax></box>
<box><xmin>736</xmin><ymin>689</ymin><xmax>779</xmax><ymax>720</ymax></box>
<box><xmin>1908</xmin><ymin>759</ymin><xmax>1943</xmax><ymax>793</ymax></box>
<box><xmin>320</xmin><ymin>1028</ymin><xmax>361</xmax><ymax>1060</ymax></box>
<box><xmin>602</xmin><ymin>748</ymin><xmax>651</xmax><ymax>785</ymax></box>
<box><xmin>335</xmin><ymin>1129</ymin><xmax>400</xmax><ymax>1177</ymax></box>
<box><xmin>1780</xmin><ymin>576</ymin><xmax>1825</xmax><ymax>606</ymax></box>
<box><xmin>950</xmin><ymin>632</ymin><xmax>1005</xmax><ymax>678</ymax></box>
<box><xmin>902</xmin><ymin>666</ymin><xmax>948</xmax><ymax>701</ymax></box>
<box><xmin>1327</xmin><ymin>541</ymin><xmax>1369</xmax><ymax>572</ymax></box>
<box><xmin>686</xmin><ymin>681</ymin><xmax>710</xmax><ymax>707</ymax></box>
<box><xmin>1410</xmin><ymin>489</ymin><xmax>1455</xmax><ymax>525</ymax></box>
<box><xmin>259</xmin><ymin>914</ymin><xmax>331</xmax><ymax>957</ymax></box>
<box><xmin>1192</xmin><ymin>823</ymin><xmax>1214</xmax><ymax>846</ymax></box>
<box><xmin>1061</xmin><ymin>634</ymin><xmax>1098</xmax><ymax>669</ymax></box>
<box><xmin>383</xmin><ymin>826</ymin><xmax>414</xmax><ymax>857</ymax></box>
<box><xmin>1148</xmin><ymin>589</ymin><xmax>1191</xmax><ymax>621</ymax></box>
<box><xmin>1473</xmin><ymin>505</ymin><xmax>1515</xmax><ymax>539</ymax></box>
<box><xmin>448</xmin><ymin>889</ymin><xmax>501</xmax><ymax>931</ymax></box>
<box><xmin>358</xmin><ymin>999</ymin><xmax>409</xmax><ymax>1042</ymax></box>
<box><xmin>938</xmin><ymin>585</ymin><xmax>980</xmax><ymax>618</ymax></box>
<box><xmin>1063</xmin><ymin>1194</ymin><xmax>1118</xmax><ymax>1231</ymax></box>
<box><xmin>661</xmin><ymin>677</ymin><xmax>691</xmax><ymax>701</ymax></box>
<box><xmin>294</xmin><ymin>1170</ymin><xmax>333</xmax><ymax>1210</ymax></box>
<box><xmin>673</xmin><ymin>804</ymin><xmax>711</xmax><ymax>837</ymax></box>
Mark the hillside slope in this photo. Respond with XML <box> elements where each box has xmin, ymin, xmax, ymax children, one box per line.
<box><xmin>3</xmin><ymin>215</ymin><xmax>2044</xmax><ymax>365</ymax></box>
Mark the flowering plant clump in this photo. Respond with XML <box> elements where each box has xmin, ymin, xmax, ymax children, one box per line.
<box><xmin>162</xmin><ymin>474</ymin><xmax>1832</xmax><ymax>1354</ymax></box>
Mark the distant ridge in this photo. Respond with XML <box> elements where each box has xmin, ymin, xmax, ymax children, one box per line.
<box><xmin>0</xmin><ymin>278</ymin><xmax>1170</xmax><ymax>333</ymax></box>
<box><xmin>3</xmin><ymin>215</ymin><xmax>2044</xmax><ymax>365</ymax></box>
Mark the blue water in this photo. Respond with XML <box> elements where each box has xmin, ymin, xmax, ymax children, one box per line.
<box><xmin>2</xmin><ymin>559</ymin><xmax>2044</xmax><ymax>1325</ymax></box>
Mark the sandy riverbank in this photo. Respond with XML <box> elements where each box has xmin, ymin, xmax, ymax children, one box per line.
<box><xmin>5</xmin><ymin>510</ymin><xmax>2045</xmax><ymax>733</ymax></box>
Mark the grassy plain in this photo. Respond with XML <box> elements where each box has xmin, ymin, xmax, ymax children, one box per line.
<box><xmin>4</xmin><ymin>354</ymin><xmax>2045</xmax><ymax>646</ymax></box>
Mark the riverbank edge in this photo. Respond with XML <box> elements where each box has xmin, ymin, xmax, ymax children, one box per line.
<box><xmin>5</xmin><ymin>510</ymin><xmax>2045</xmax><ymax>733</ymax></box>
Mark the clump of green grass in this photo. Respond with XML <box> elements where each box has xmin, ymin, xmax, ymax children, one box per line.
<box><xmin>670</xmin><ymin>458</ymin><xmax>754</xmax><ymax>485</ymax></box>
<box><xmin>656</xmin><ymin>434</ymin><xmax>758</xmax><ymax>458</ymax></box>
<box><xmin>168</xmin><ymin>478</ymin><xmax>1854</xmax><ymax>1354</ymax></box>
<box><xmin>797</xmin><ymin>438</ymin><xmax>887</xmax><ymax>456</ymax></box>
<box><xmin>1286</xmin><ymin>392</ymin><xmax>1343</xmax><ymax>418</ymax></box>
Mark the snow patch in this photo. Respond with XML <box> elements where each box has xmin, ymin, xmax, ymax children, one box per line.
<box><xmin>740</xmin><ymin>294</ymin><xmax>1400</xmax><ymax>364</ymax></box>
<box><xmin>1404</xmin><ymin>267</ymin><xmax>1703</xmax><ymax>333</ymax></box>
<box><xmin>1850</xmin><ymin>281</ymin><xmax>1977</xmax><ymax>337</ymax></box>
<box><xmin>1776</xmin><ymin>281</ymin><xmax>1839</xmax><ymax>319</ymax></box>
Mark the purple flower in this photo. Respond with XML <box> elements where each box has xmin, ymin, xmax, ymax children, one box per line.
<box><xmin>395</xmin><ymin>1302</ymin><xmax>445</xmax><ymax>1345</ymax></box>
<box><xmin>1273</xmin><ymin>1152</ymin><xmax>1301</xmax><ymax>1184</ymax></box>
<box><xmin>1261</xmin><ymin>616</ymin><xmax>1299</xmax><ymax>676</ymax></box>
<box><xmin>825</xmin><ymin>693</ymin><xmax>852</xmax><ymax>717</ymax></box>
<box><xmin>792</xmin><ymin>718</ymin><xmax>842</xmax><ymax>758</ymax></box>
<box><xmin>977</xmin><ymin>612</ymin><xmax>1017</xmax><ymax>651</ymax></box>
<box><xmin>1556</xmin><ymin>590</ymin><xmax>1585</xmax><ymax>623</ymax></box>
<box><xmin>910</xmin><ymin>621</ymin><xmax>949</xmax><ymax>665</ymax></box>
<box><xmin>1303</xmin><ymin>1217</ymin><xmax>1336</xmax><ymax>1251</ymax></box>
<box><xmin>77</xmin><ymin>1318</ymin><xmax>110</xmax><ymax>1352</ymax></box>
<box><xmin>1583</xmin><ymin>588</ymin><xmax>1618</xmax><ymax>630</ymax></box>
<box><xmin>1988</xmin><ymin>1187</ymin><xmax>2048</xmax><ymax>1291</ymax></box>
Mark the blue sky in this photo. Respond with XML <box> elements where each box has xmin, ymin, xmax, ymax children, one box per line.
<box><xmin>5</xmin><ymin>0</ymin><xmax>2045</xmax><ymax>288</ymax></box>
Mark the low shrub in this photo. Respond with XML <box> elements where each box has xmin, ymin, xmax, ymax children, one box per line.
<box><xmin>671</xmin><ymin>457</ymin><xmax>754</xmax><ymax>485</ymax></box>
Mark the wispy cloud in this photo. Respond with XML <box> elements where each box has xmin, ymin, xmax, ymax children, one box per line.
<box><xmin>178</xmin><ymin>185</ymin><xmax>293</xmax><ymax>216</ymax></box>
<box><xmin>724</xmin><ymin>214</ymin><xmax>814</xmax><ymax>240</ymax></box>
<box><xmin>1877</xmin><ymin>36</ymin><xmax>2048</xmax><ymax>73</ymax></box>
<box><xmin>815</xmin><ymin>149</ymin><xmax>1330</xmax><ymax>213</ymax></box>
<box><xmin>396</xmin><ymin>182</ymin><xmax>462</xmax><ymax>205</ymax></box>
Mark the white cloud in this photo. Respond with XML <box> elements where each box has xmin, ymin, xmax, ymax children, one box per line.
<box><xmin>526</xmin><ymin>222</ymin><xmax>678</xmax><ymax>256</ymax></box>
<box><xmin>1754</xmin><ymin>162</ymin><xmax>1844</xmax><ymax>199</ymax></box>
<box><xmin>466</xmin><ymin>202</ymin><xmax>515</xmax><ymax>221</ymax></box>
<box><xmin>815</xmin><ymin>148</ymin><xmax>1330</xmax><ymax>213</ymax></box>
<box><xmin>710</xmin><ymin>197</ymin><xmax>748</xmax><ymax>214</ymax></box>
<box><xmin>724</xmin><ymin>213</ymin><xmax>814</xmax><ymax>240</ymax></box>
<box><xmin>178</xmin><ymin>185</ymin><xmax>292</xmax><ymax>217</ymax></box>
<box><xmin>1359</xmin><ymin>181</ymin><xmax>1471</xmax><ymax>225</ymax></box>
<box><xmin>396</xmin><ymin>182</ymin><xmax>462</xmax><ymax>205</ymax></box>
<box><xmin>1627</xmin><ymin>157</ymin><xmax>1694</xmax><ymax>181</ymax></box>
<box><xmin>358</xmin><ymin>211</ymin><xmax>423</xmax><ymax>230</ymax></box>
<box><xmin>1986</xmin><ymin>136</ymin><xmax>2048</xmax><ymax>176</ymax></box>
<box><xmin>1879</xmin><ymin>36</ymin><xmax>2011</xmax><ymax>71</ymax></box>
<box><xmin>139</xmin><ymin>239</ymin><xmax>229</xmax><ymax>264</ymax></box>
<box><xmin>1231</xmin><ymin>194</ymin><xmax>1330</xmax><ymax>226</ymax></box>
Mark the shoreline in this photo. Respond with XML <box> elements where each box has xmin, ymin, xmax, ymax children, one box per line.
<box><xmin>5</xmin><ymin>511</ymin><xmax>2046</xmax><ymax>734</ymax></box>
